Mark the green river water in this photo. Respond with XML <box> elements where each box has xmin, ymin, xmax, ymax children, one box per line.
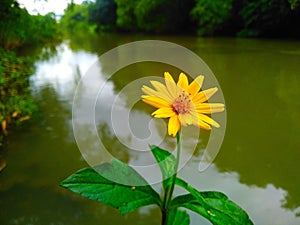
<box><xmin>0</xmin><ymin>34</ymin><xmax>300</xmax><ymax>225</ymax></box>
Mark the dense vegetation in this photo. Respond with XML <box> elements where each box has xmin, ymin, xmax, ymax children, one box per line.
<box><xmin>0</xmin><ymin>50</ymin><xmax>38</xmax><ymax>145</ymax></box>
<box><xmin>0</xmin><ymin>1</ymin><xmax>59</xmax><ymax>49</ymax></box>
<box><xmin>0</xmin><ymin>0</ymin><xmax>60</xmax><ymax>146</ymax></box>
<box><xmin>61</xmin><ymin>0</ymin><xmax>300</xmax><ymax>37</ymax></box>
<box><xmin>60</xmin><ymin>2</ymin><xmax>97</xmax><ymax>34</ymax></box>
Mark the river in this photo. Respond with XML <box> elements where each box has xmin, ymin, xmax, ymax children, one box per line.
<box><xmin>0</xmin><ymin>34</ymin><xmax>300</xmax><ymax>225</ymax></box>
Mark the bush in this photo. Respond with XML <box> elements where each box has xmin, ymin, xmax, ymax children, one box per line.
<box><xmin>238</xmin><ymin>0</ymin><xmax>300</xmax><ymax>37</ymax></box>
<box><xmin>60</xmin><ymin>3</ymin><xmax>96</xmax><ymax>35</ymax></box>
<box><xmin>114</xmin><ymin>0</ymin><xmax>139</xmax><ymax>31</ymax></box>
<box><xmin>0</xmin><ymin>49</ymin><xmax>38</xmax><ymax>145</ymax></box>
<box><xmin>135</xmin><ymin>0</ymin><xmax>194</xmax><ymax>33</ymax></box>
<box><xmin>0</xmin><ymin>1</ymin><xmax>28</xmax><ymax>48</ymax></box>
<box><xmin>89</xmin><ymin>0</ymin><xmax>117</xmax><ymax>31</ymax></box>
<box><xmin>190</xmin><ymin>0</ymin><xmax>233</xmax><ymax>35</ymax></box>
<box><xmin>0</xmin><ymin>0</ymin><xmax>60</xmax><ymax>49</ymax></box>
<box><xmin>61</xmin><ymin>1</ymin><xmax>116</xmax><ymax>33</ymax></box>
<box><xmin>289</xmin><ymin>0</ymin><xmax>300</xmax><ymax>9</ymax></box>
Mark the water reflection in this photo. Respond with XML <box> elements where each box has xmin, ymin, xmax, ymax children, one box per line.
<box><xmin>196</xmin><ymin>39</ymin><xmax>300</xmax><ymax>212</ymax></box>
<box><xmin>31</xmin><ymin>42</ymin><xmax>98</xmax><ymax>102</ymax></box>
<box><xmin>0</xmin><ymin>183</ymin><xmax>161</xmax><ymax>225</ymax></box>
<box><xmin>181</xmin><ymin>163</ymin><xmax>300</xmax><ymax>225</ymax></box>
<box><xmin>1</xmin><ymin>36</ymin><xmax>300</xmax><ymax>225</ymax></box>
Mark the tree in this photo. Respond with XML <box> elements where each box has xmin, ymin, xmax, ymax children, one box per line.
<box><xmin>239</xmin><ymin>0</ymin><xmax>300</xmax><ymax>37</ymax></box>
<box><xmin>190</xmin><ymin>0</ymin><xmax>233</xmax><ymax>35</ymax></box>
<box><xmin>114</xmin><ymin>0</ymin><xmax>139</xmax><ymax>31</ymax></box>
<box><xmin>135</xmin><ymin>0</ymin><xmax>195</xmax><ymax>33</ymax></box>
<box><xmin>89</xmin><ymin>0</ymin><xmax>116</xmax><ymax>30</ymax></box>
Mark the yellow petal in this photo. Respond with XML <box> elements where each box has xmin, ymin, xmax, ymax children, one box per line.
<box><xmin>164</xmin><ymin>72</ymin><xmax>179</xmax><ymax>98</ymax></box>
<box><xmin>187</xmin><ymin>75</ymin><xmax>204</xmax><ymax>96</ymax></box>
<box><xmin>142</xmin><ymin>96</ymin><xmax>171</xmax><ymax>108</ymax></box>
<box><xmin>142</xmin><ymin>85</ymin><xmax>157</xmax><ymax>96</ymax></box>
<box><xmin>168</xmin><ymin>116</ymin><xmax>180</xmax><ymax>137</ymax></box>
<box><xmin>196</xmin><ymin>103</ymin><xmax>225</xmax><ymax>114</ymax></box>
<box><xmin>177</xmin><ymin>73</ymin><xmax>189</xmax><ymax>90</ymax></box>
<box><xmin>198</xmin><ymin>120</ymin><xmax>212</xmax><ymax>130</ymax></box>
<box><xmin>152</xmin><ymin>107</ymin><xmax>176</xmax><ymax>118</ymax></box>
<box><xmin>150</xmin><ymin>80</ymin><xmax>173</xmax><ymax>102</ymax></box>
<box><xmin>190</xmin><ymin>114</ymin><xmax>211</xmax><ymax>130</ymax></box>
<box><xmin>179</xmin><ymin>113</ymin><xmax>193</xmax><ymax>126</ymax></box>
<box><xmin>164</xmin><ymin>72</ymin><xmax>175</xmax><ymax>83</ymax></box>
<box><xmin>198</xmin><ymin>114</ymin><xmax>220</xmax><ymax>128</ymax></box>
<box><xmin>193</xmin><ymin>87</ymin><xmax>218</xmax><ymax>103</ymax></box>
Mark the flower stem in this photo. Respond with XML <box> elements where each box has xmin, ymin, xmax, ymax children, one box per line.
<box><xmin>161</xmin><ymin>131</ymin><xmax>181</xmax><ymax>225</ymax></box>
<box><xmin>168</xmin><ymin>131</ymin><xmax>181</xmax><ymax>205</ymax></box>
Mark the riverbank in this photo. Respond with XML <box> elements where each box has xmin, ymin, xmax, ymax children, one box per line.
<box><xmin>0</xmin><ymin>2</ymin><xmax>61</xmax><ymax>148</ymax></box>
<box><xmin>60</xmin><ymin>0</ymin><xmax>300</xmax><ymax>38</ymax></box>
<box><xmin>0</xmin><ymin>49</ymin><xmax>38</xmax><ymax>147</ymax></box>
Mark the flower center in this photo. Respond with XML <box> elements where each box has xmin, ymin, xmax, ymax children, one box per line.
<box><xmin>172</xmin><ymin>91</ymin><xmax>191</xmax><ymax>114</ymax></box>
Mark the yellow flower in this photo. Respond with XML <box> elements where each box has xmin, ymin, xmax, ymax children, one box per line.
<box><xmin>141</xmin><ymin>72</ymin><xmax>225</xmax><ymax>137</ymax></box>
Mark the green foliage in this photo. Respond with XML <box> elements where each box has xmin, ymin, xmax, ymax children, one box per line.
<box><xmin>60</xmin><ymin>159</ymin><xmax>161</xmax><ymax>215</ymax></box>
<box><xmin>190</xmin><ymin>0</ymin><xmax>233</xmax><ymax>35</ymax></box>
<box><xmin>61</xmin><ymin>0</ymin><xmax>116</xmax><ymax>33</ymax></box>
<box><xmin>238</xmin><ymin>0</ymin><xmax>300</xmax><ymax>37</ymax></box>
<box><xmin>134</xmin><ymin>0</ymin><xmax>169</xmax><ymax>32</ymax></box>
<box><xmin>166</xmin><ymin>209</ymin><xmax>190</xmax><ymax>225</ymax></box>
<box><xmin>60</xmin><ymin>3</ymin><xmax>96</xmax><ymax>35</ymax></box>
<box><xmin>189</xmin><ymin>0</ymin><xmax>300</xmax><ymax>37</ymax></box>
<box><xmin>59</xmin><ymin>0</ymin><xmax>300</xmax><ymax>37</ymax></box>
<box><xmin>89</xmin><ymin>0</ymin><xmax>117</xmax><ymax>31</ymax></box>
<box><xmin>0</xmin><ymin>0</ymin><xmax>23</xmax><ymax>48</ymax></box>
<box><xmin>289</xmin><ymin>0</ymin><xmax>300</xmax><ymax>9</ymax></box>
<box><xmin>0</xmin><ymin>1</ymin><xmax>60</xmax><ymax>49</ymax></box>
<box><xmin>114</xmin><ymin>0</ymin><xmax>139</xmax><ymax>31</ymax></box>
<box><xmin>0</xmin><ymin>49</ymin><xmax>38</xmax><ymax>145</ymax></box>
<box><xmin>150</xmin><ymin>145</ymin><xmax>175</xmax><ymax>189</ymax></box>
<box><xmin>0</xmin><ymin>1</ymin><xmax>60</xmax><ymax>145</ymax></box>
<box><xmin>30</xmin><ymin>13</ymin><xmax>59</xmax><ymax>43</ymax></box>
<box><xmin>135</xmin><ymin>0</ymin><xmax>194</xmax><ymax>33</ymax></box>
<box><xmin>174</xmin><ymin>178</ymin><xmax>254</xmax><ymax>225</ymax></box>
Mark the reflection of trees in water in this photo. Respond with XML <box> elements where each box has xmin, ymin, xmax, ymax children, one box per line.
<box><xmin>207</xmin><ymin>42</ymin><xmax>300</xmax><ymax>212</ymax></box>
<box><xmin>0</xmin><ymin>184</ymin><xmax>161</xmax><ymax>225</ymax></box>
<box><xmin>98</xmin><ymin>123</ymin><xmax>130</xmax><ymax>163</ymax></box>
<box><xmin>67</xmin><ymin>32</ymin><xmax>136</xmax><ymax>55</ymax></box>
<box><xmin>0</xmin><ymin>86</ymin><xmax>85</xmax><ymax>194</ymax></box>
<box><xmin>19</xmin><ymin>41</ymin><xmax>60</xmax><ymax>61</ymax></box>
<box><xmin>274</xmin><ymin>68</ymin><xmax>300</xmax><ymax>211</ymax></box>
<box><xmin>103</xmin><ymin>61</ymin><xmax>183</xmax><ymax>98</ymax></box>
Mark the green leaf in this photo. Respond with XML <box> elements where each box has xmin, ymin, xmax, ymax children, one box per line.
<box><xmin>175</xmin><ymin>177</ymin><xmax>209</xmax><ymax>207</ymax></box>
<box><xmin>166</xmin><ymin>209</ymin><xmax>190</xmax><ymax>225</ymax></box>
<box><xmin>172</xmin><ymin>178</ymin><xmax>254</xmax><ymax>225</ymax></box>
<box><xmin>150</xmin><ymin>145</ymin><xmax>176</xmax><ymax>189</ymax></box>
<box><xmin>60</xmin><ymin>159</ymin><xmax>161</xmax><ymax>214</ymax></box>
<box><xmin>184</xmin><ymin>200</ymin><xmax>253</xmax><ymax>225</ymax></box>
<box><xmin>93</xmin><ymin>158</ymin><xmax>149</xmax><ymax>186</ymax></box>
